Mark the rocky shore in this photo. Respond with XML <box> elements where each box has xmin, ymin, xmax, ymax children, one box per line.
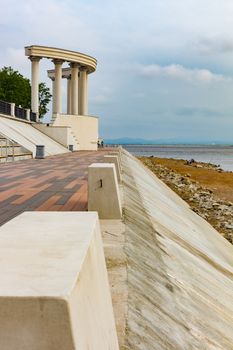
<box><xmin>139</xmin><ymin>157</ymin><xmax>233</xmax><ymax>244</ymax></box>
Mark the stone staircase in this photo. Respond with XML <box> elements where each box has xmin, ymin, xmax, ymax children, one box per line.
<box><xmin>0</xmin><ymin>133</ymin><xmax>32</xmax><ymax>163</ymax></box>
<box><xmin>0</xmin><ymin>115</ymin><xmax>69</xmax><ymax>157</ymax></box>
<box><xmin>70</xmin><ymin>130</ymin><xmax>79</xmax><ymax>150</ymax></box>
<box><xmin>50</xmin><ymin>116</ymin><xmax>80</xmax><ymax>150</ymax></box>
<box><xmin>50</xmin><ymin>113</ymin><xmax>57</xmax><ymax>124</ymax></box>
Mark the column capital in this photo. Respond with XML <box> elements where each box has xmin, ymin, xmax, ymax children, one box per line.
<box><xmin>69</xmin><ymin>62</ymin><xmax>80</xmax><ymax>69</ymax></box>
<box><xmin>52</xmin><ymin>59</ymin><xmax>64</xmax><ymax>65</ymax></box>
<box><xmin>79</xmin><ymin>66</ymin><xmax>88</xmax><ymax>72</ymax></box>
<box><xmin>29</xmin><ymin>56</ymin><xmax>41</xmax><ymax>62</ymax></box>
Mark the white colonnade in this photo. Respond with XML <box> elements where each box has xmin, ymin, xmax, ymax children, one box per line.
<box><xmin>47</xmin><ymin>65</ymin><xmax>88</xmax><ymax>116</ymax></box>
<box><xmin>25</xmin><ymin>45</ymin><xmax>96</xmax><ymax>119</ymax></box>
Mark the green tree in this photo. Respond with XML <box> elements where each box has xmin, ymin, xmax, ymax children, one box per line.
<box><xmin>0</xmin><ymin>66</ymin><xmax>52</xmax><ymax>119</ymax></box>
<box><xmin>39</xmin><ymin>82</ymin><xmax>52</xmax><ymax>119</ymax></box>
<box><xmin>0</xmin><ymin>66</ymin><xmax>31</xmax><ymax>108</ymax></box>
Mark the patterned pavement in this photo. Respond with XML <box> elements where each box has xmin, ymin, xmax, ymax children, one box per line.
<box><xmin>0</xmin><ymin>150</ymin><xmax>110</xmax><ymax>226</ymax></box>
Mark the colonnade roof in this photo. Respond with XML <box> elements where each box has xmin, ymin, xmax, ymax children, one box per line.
<box><xmin>25</xmin><ymin>45</ymin><xmax>97</xmax><ymax>73</ymax></box>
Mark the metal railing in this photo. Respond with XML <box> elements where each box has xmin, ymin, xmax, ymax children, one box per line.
<box><xmin>0</xmin><ymin>100</ymin><xmax>11</xmax><ymax>116</ymax></box>
<box><xmin>0</xmin><ymin>100</ymin><xmax>37</xmax><ymax>122</ymax></box>
<box><xmin>15</xmin><ymin>106</ymin><xmax>27</xmax><ymax>120</ymax></box>
<box><xmin>30</xmin><ymin>111</ymin><xmax>37</xmax><ymax>122</ymax></box>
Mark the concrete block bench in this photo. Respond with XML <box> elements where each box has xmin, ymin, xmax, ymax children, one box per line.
<box><xmin>0</xmin><ymin>212</ymin><xmax>119</xmax><ymax>350</ymax></box>
<box><xmin>88</xmin><ymin>163</ymin><xmax>122</xmax><ymax>219</ymax></box>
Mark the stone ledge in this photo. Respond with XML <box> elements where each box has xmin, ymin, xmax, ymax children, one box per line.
<box><xmin>88</xmin><ymin>163</ymin><xmax>122</xmax><ymax>219</ymax></box>
<box><xmin>0</xmin><ymin>211</ymin><xmax>119</xmax><ymax>349</ymax></box>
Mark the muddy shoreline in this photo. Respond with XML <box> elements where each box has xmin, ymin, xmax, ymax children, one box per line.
<box><xmin>139</xmin><ymin>156</ymin><xmax>233</xmax><ymax>244</ymax></box>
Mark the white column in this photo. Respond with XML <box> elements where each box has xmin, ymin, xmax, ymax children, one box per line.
<box><xmin>52</xmin><ymin>78</ymin><xmax>55</xmax><ymax>114</ymax></box>
<box><xmin>53</xmin><ymin>59</ymin><xmax>63</xmax><ymax>114</ymax></box>
<box><xmin>70</xmin><ymin>63</ymin><xmax>79</xmax><ymax>115</ymax></box>
<box><xmin>67</xmin><ymin>76</ymin><xmax>72</xmax><ymax>114</ymax></box>
<box><xmin>79</xmin><ymin>67</ymin><xmax>88</xmax><ymax>115</ymax></box>
<box><xmin>30</xmin><ymin>56</ymin><xmax>40</xmax><ymax>120</ymax></box>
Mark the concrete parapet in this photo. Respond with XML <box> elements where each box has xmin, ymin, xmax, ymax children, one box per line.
<box><xmin>26</xmin><ymin>108</ymin><xmax>30</xmax><ymax>121</ymax></box>
<box><xmin>109</xmin><ymin>150</ymin><xmax>122</xmax><ymax>168</ymax></box>
<box><xmin>104</xmin><ymin>155</ymin><xmax>121</xmax><ymax>183</ymax></box>
<box><xmin>88</xmin><ymin>163</ymin><xmax>122</xmax><ymax>219</ymax></box>
<box><xmin>0</xmin><ymin>211</ymin><xmax>119</xmax><ymax>350</ymax></box>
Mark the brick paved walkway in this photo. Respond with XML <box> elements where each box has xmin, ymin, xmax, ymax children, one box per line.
<box><xmin>0</xmin><ymin>150</ymin><xmax>110</xmax><ymax>226</ymax></box>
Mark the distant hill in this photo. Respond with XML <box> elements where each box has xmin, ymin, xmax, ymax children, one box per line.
<box><xmin>105</xmin><ymin>138</ymin><xmax>155</xmax><ymax>145</ymax></box>
<box><xmin>104</xmin><ymin>137</ymin><xmax>232</xmax><ymax>145</ymax></box>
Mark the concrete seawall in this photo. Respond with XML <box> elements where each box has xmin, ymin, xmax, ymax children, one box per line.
<box><xmin>121</xmin><ymin>149</ymin><xmax>233</xmax><ymax>349</ymax></box>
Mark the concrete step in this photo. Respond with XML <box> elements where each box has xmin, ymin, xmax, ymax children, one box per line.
<box><xmin>0</xmin><ymin>153</ymin><xmax>32</xmax><ymax>163</ymax></box>
<box><xmin>0</xmin><ymin>146</ymin><xmax>30</xmax><ymax>156</ymax></box>
<box><xmin>0</xmin><ymin>143</ymin><xmax>21</xmax><ymax>147</ymax></box>
<box><xmin>70</xmin><ymin>131</ymin><xmax>79</xmax><ymax>150</ymax></box>
<box><xmin>0</xmin><ymin>132</ymin><xmax>32</xmax><ymax>160</ymax></box>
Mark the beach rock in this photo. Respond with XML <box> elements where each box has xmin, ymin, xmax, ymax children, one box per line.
<box><xmin>212</xmin><ymin>203</ymin><xmax>220</xmax><ymax>208</ymax></box>
<box><xmin>225</xmin><ymin>224</ymin><xmax>233</xmax><ymax>230</ymax></box>
<box><xmin>177</xmin><ymin>184</ymin><xmax>185</xmax><ymax>188</ymax></box>
<box><xmin>140</xmin><ymin>156</ymin><xmax>233</xmax><ymax>245</ymax></box>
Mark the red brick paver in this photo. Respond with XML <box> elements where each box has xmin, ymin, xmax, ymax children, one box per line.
<box><xmin>0</xmin><ymin>150</ymin><xmax>111</xmax><ymax>226</ymax></box>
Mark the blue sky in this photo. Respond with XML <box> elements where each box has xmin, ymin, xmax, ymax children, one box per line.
<box><xmin>1</xmin><ymin>0</ymin><xmax>233</xmax><ymax>142</ymax></box>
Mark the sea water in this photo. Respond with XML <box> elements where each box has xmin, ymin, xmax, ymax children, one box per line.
<box><xmin>123</xmin><ymin>145</ymin><xmax>233</xmax><ymax>172</ymax></box>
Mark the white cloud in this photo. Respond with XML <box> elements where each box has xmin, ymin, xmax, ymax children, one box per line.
<box><xmin>90</xmin><ymin>83</ymin><xmax>113</xmax><ymax>104</ymax></box>
<box><xmin>3</xmin><ymin>48</ymin><xmax>26</xmax><ymax>68</ymax></box>
<box><xmin>132</xmin><ymin>92</ymin><xmax>145</xmax><ymax>99</ymax></box>
<box><xmin>136</xmin><ymin>64</ymin><xmax>231</xmax><ymax>83</ymax></box>
<box><xmin>91</xmin><ymin>94</ymin><xmax>110</xmax><ymax>104</ymax></box>
<box><xmin>193</xmin><ymin>37</ymin><xmax>233</xmax><ymax>55</ymax></box>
